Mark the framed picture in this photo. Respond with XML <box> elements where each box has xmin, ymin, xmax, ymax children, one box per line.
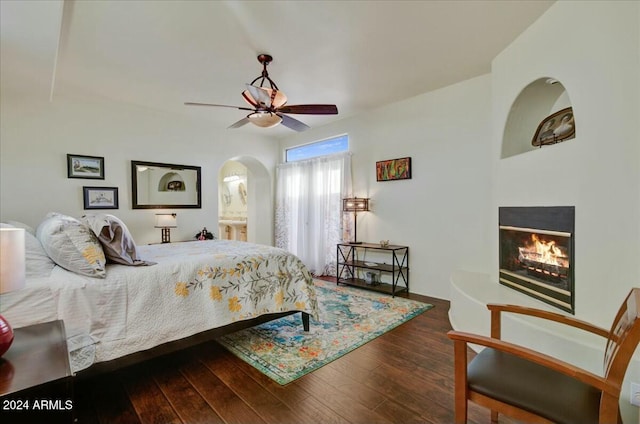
<box><xmin>376</xmin><ymin>157</ymin><xmax>411</xmax><ymax>181</ymax></box>
<box><xmin>532</xmin><ymin>107</ymin><xmax>575</xmax><ymax>147</ymax></box>
<box><xmin>67</xmin><ymin>154</ymin><xmax>105</xmax><ymax>179</ymax></box>
<box><xmin>83</xmin><ymin>186</ymin><xmax>119</xmax><ymax>209</ymax></box>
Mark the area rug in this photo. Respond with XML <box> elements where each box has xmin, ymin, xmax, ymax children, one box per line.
<box><xmin>216</xmin><ymin>279</ymin><xmax>433</xmax><ymax>384</ymax></box>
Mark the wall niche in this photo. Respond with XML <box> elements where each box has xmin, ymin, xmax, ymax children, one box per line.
<box><xmin>501</xmin><ymin>78</ymin><xmax>574</xmax><ymax>158</ymax></box>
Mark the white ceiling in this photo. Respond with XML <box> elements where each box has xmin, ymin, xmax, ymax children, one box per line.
<box><xmin>1</xmin><ymin>0</ymin><xmax>554</xmax><ymax>138</ymax></box>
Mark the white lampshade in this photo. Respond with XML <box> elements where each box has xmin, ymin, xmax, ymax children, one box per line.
<box><xmin>155</xmin><ymin>214</ymin><xmax>177</xmax><ymax>228</ymax></box>
<box><xmin>0</xmin><ymin>228</ymin><xmax>26</xmax><ymax>295</ymax></box>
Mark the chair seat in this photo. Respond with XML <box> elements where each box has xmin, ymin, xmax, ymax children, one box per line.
<box><xmin>468</xmin><ymin>348</ymin><xmax>602</xmax><ymax>424</ymax></box>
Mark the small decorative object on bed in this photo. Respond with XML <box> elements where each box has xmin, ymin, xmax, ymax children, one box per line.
<box><xmin>83</xmin><ymin>186</ymin><xmax>118</xmax><ymax>210</ymax></box>
<box><xmin>532</xmin><ymin>107</ymin><xmax>575</xmax><ymax>147</ymax></box>
<box><xmin>131</xmin><ymin>160</ymin><xmax>201</xmax><ymax>209</ymax></box>
<box><xmin>195</xmin><ymin>227</ymin><xmax>214</xmax><ymax>240</ymax></box>
<box><xmin>67</xmin><ymin>154</ymin><xmax>105</xmax><ymax>179</ymax></box>
<box><xmin>376</xmin><ymin>157</ymin><xmax>411</xmax><ymax>181</ymax></box>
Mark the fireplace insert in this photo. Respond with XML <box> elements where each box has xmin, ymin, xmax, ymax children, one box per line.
<box><xmin>499</xmin><ymin>206</ymin><xmax>575</xmax><ymax>314</ymax></box>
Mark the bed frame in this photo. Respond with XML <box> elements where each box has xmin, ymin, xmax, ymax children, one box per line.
<box><xmin>76</xmin><ymin>311</ymin><xmax>310</xmax><ymax>379</ymax></box>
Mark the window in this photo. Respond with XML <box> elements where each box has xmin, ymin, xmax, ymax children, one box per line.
<box><xmin>285</xmin><ymin>134</ymin><xmax>348</xmax><ymax>162</ymax></box>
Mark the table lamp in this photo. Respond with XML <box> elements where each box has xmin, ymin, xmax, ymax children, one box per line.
<box><xmin>0</xmin><ymin>227</ymin><xmax>26</xmax><ymax>357</ymax></box>
<box><xmin>342</xmin><ymin>197</ymin><xmax>370</xmax><ymax>244</ymax></box>
<box><xmin>155</xmin><ymin>213</ymin><xmax>177</xmax><ymax>243</ymax></box>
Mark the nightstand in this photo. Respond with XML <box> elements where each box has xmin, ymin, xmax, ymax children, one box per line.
<box><xmin>0</xmin><ymin>320</ymin><xmax>73</xmax><ymax>423</ymax></box>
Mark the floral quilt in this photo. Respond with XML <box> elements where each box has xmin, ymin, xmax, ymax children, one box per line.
<box><xmin>7</xmin><ymin>240</ymin><xmax>320</xmax><ymax>370</ymax></box>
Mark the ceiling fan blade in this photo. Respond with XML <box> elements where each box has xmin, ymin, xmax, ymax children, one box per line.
<box><xmin>279</xmin><ymin>114</ymin><xmax>310</xmax><ymax>132</ymax></box>
<box><xmin>184</xmin><ymin>102</ymin><xmax>254</xmax><ymax>111</ymax></box>
<box><xmin>277</xmin><ymin>104</ymin><xmax>338</xmax><ymax>115</ymax></box>
<box><xmin>228</xmin><ymin>117</ymin><xmax>251</xmax><ymax>129</ymax></box>
<box><xmin>245</xmin><ymin>84</ymin><xmax>272</xmax><ymax>108</ymax></box>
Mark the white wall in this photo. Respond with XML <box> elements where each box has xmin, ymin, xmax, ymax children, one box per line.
<box><xmin>0</xmin><ymin>90</ymin><xmax>278</xmax><ymax>245</ymax></box>
<box><xmin>486</xmin><ymin>1</ymin><xmax>639</xmax><ymax>420</ymax></box>
<box><xmin>492</xmin><ymin>0</ymin><xmax>640</xmax><ymax>328</ymax></box>
<box><xmin>280</xmin><ymin>74</ymin><xmax>494</xmax><ymax>300</ymax></box>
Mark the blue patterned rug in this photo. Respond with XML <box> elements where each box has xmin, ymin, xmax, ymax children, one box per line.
<box><xmin>216</xmin><ymin>279</ymin><xmax>433</xmax><ymax>385</ymax></box>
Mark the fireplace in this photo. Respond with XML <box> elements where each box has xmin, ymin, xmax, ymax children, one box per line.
<box><xmin>499</xmin><ymin>206</ymin><xmax>575</xmax><ymax>314</ymax></box>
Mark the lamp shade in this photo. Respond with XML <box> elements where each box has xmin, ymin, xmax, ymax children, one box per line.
<box><xmin>0</xmin><ymin>228</ymin><xmax>26</xmax><ymax>295</ymax></box>
<box><xmin>342</xmin><ymin>197</ymin><xmax>370</xmax><ymax>212</ymax></box>
<box><xmin>0</xmin><ymin>227</ymin><xmax>26</xmax><ymax>357</ymax></box>
<box><xmin>155</xmin><ymin>214</ymin><xmax>177</xmax><ymax>228</ymax></box>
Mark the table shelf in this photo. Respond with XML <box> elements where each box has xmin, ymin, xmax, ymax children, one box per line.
<box><xmin>336</xmin><ymin>243</ymin><xmax>409</xmax><ymax>297</ymax></box>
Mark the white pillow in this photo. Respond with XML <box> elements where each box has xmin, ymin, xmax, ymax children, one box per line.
<box><xmin>1</xmin><ymin>222</ymin><xmax>55</xmax><ymax>278</ymax></box>
<box><xmin>81</xmin><ymin>214</ymin><xmax>150</xmax><ymax>266</ymax></box>
<box><xmin>36</xmin><ymin>213</ymin><xmax>106</xmax><ymax>278</ymax></box>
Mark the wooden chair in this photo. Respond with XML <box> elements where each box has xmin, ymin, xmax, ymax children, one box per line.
<box><xmin>447</xmin><ymin>288</ymin><xmax>640</xmax><ymax>424</ymax></box>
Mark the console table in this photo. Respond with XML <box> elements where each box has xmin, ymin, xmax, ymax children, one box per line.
<box><xmin>336</xmin><ymin>242</ymin><xmax>409</xmax><ymax>296</ymax></box>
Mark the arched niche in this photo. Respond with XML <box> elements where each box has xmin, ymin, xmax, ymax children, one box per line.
<box><xmin>158</xmin><ymin>172</ymin><xmax>186</xmax><ymax>191</ymax></box>
<box><xmin>501</xmin><ymin>78</ymin><xmax>574</xmax><ymax>158</ymax></box>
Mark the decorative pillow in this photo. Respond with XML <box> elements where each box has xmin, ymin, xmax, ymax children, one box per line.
<box><xmin>1</xmin><ymin>222</ymin><xmax>56</xmax><ymax>278</ymax></box>
<box><xmin>36</xmin><ymin>213</ymin><xmax>106</xmax><ymax>278</ymax></box>
<box><xmin>81</xmin><ymin>214</ymin><xmax>152</xmax><ymax>266</ymax></box>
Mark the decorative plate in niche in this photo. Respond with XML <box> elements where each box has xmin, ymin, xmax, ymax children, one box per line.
<box><xmin>532</xmin><ymin>107</ymin><xmax>575</xmax><ymax>147</ymax></box>
<box><xmin>238</xmin><ymin>182</ymin><xmax>247</xmax><ymax>205</ymax></box>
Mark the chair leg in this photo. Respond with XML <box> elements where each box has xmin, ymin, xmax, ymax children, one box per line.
<box><xmin>491</xmin><ymin>410</ymin><xmax>498</xmax><ymax>423</ymax></box>
<box><xmin>453</xmin><ymin>340</ymin><xmax>469</xmax><ymax>424</ymax></box>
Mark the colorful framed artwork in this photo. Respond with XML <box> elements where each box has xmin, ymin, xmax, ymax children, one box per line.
<box><xmin>83</xmin><ymin>186</ymin><xmax>119</xmax><ymax>209</ymax></box>
<box><xmin>67</xmin><ymin>154</ymin><xmax>105</xmax><ymax>179</ymax></box>
<box><xmin>376</xmin><ymin>157</ymin><xmax>411</xmax><ymax>181</ymax></box>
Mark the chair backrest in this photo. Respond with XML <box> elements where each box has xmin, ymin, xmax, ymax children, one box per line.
<box><xmin>603</xmin><ymin>288</ymin><xmax>640</xmax><ymax>386</ymax></box>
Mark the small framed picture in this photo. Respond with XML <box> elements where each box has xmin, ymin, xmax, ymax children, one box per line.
<box><xmin>67</xmin><ymin>154</ymin><xmax>105</xmax><ymax>179</ymax></box>
<box><xmin>376</xmin><ymin>157</ymin><xmax>411</xmax><ymax>181</ymax></box>
<box><xmin>83</xmin><ymin>186</ymin><xmax>119</xmax><ymax>210</ymax></box>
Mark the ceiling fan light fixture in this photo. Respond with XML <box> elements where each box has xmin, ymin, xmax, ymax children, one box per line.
<box><xmin>247</xmin><ymin>112</ymin><xmax>282</xmax><ymax>128</ymax></box>
<box><xmin>242</xmin><ymin>87</ymin><xmax>287</xmax><ymax>109</ymax></box>
<box><xmin>185</xmin><ymin>54</ymin><xmax>337</xmax><ymax>132</ymax></box>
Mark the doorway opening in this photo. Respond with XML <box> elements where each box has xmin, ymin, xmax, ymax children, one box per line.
<box><xmin>217</xmin><ymin>157</ymin><xmax>272</xmax><ymax>245</ymax></box>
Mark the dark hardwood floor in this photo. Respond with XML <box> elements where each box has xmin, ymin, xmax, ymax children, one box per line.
<box><xmin>73</xmin><ymin>277</ymin><xmax>509</xmax><ymax>424</ymax></box>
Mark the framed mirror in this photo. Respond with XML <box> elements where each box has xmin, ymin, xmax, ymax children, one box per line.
<box><xmin>131</xmin><ymin>161</ymin><xmax>201</xmax><ymax>209</ymax></box>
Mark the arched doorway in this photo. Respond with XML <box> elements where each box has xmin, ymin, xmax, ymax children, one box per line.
<box><xmin>217</xmin><ymin>156</ymin><xmax>273</xmax><ymax>246</ymax></box>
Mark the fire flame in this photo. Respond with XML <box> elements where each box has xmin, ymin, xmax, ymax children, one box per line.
<box><xmin>518</xmin><ymin>234</ymin><xmax>569</xmax><ymax>268</ymax></box>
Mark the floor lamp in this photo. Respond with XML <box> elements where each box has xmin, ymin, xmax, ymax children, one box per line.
<box><xmin>342</xmin><ymin>197</ymin><xmax>370</xmax><ymax>244</ymax></box>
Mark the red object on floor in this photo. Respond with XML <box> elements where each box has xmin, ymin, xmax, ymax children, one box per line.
<box><xmin>0</xmin><ymin>315</ymin><xmax>14</xmax><ymax>357</ymax></box>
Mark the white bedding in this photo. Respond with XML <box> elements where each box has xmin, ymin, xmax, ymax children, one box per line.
<box><xmin>0</xmin><ymin>240</ymin><xmax>319</xmax><ymax>372</ymax></box>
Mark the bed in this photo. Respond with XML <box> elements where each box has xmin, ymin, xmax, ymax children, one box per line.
<box><xmin>0</xmin><ymin>214</ymin><xmax>319</xmax><ymax>376</ymax></box>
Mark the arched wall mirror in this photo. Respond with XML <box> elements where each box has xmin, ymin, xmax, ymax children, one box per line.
<box><xmin>132</xmin><ymin>160</ymin><xmax>201</xmax><ymax>209</ymax></box>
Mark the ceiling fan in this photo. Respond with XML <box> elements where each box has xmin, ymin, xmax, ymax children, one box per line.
<box><xmin>184</xmin><ymin>54</ymin><xmax>338</xmax><ymax>132</ymax></box>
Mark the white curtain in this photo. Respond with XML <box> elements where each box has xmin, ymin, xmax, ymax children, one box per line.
<box><xmin>275</xmin><ymin>152</ymin><xmax>352</xmax><ymax>276</ymax></box>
